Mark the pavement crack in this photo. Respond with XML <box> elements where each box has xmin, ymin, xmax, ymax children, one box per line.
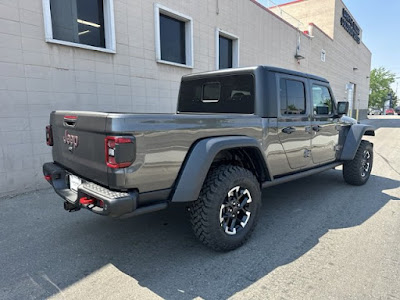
<box><xmin>374</xmin><ymin>151</ymin><xmax>400</xmax><ymax>177</ymax></box>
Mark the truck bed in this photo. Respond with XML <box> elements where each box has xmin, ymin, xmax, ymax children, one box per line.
<box><xmin>50</xmin><ymin>111</ymin><xmax>263</xmax><ymax>194</ymax></box>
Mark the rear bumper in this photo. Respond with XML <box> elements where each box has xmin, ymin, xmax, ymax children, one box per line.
<box><xmin>43</xmin><ymin>162</ymin><xmax>138</xmax><ymax>217</ymax></box>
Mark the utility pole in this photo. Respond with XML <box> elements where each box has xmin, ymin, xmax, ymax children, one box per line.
<box><xmin>387</xmin><ymin>93</ymin><xmax>393</xmax><ymax>108</ymax></box>
<box><xmin>396</xmin><ymin>82</ymin><xmax>399</xmax><ymax>107</ymax></box>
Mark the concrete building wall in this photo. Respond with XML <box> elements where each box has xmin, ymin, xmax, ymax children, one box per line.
<box><xmin>0</xmin><ymin>0</ymin><xmax>371</xmax><ymax>196</ymax></box>
<box><xmin>332</xmin><ymin>0</ymin><xmax>370</xmax><ymax>119</ymax></box>
<box><xmin>270</xmin><ymin>0</ymin><xmax>337</xmax><ymax>38</ymax></box>
<box><xmin>269</xmin><ymin>0</ymin><xmax>371</xmax><ymax>118</ymax></box>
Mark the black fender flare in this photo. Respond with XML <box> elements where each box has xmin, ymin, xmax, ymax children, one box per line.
<box><xmin>340</xmin><ymin>124</ymin><xmax>375</xmax><ymax>161</ymax></box>
<box><xmin>171</xmin><ymin>136</ymin><xmax>267</xmax><ymax>202</ymax></box>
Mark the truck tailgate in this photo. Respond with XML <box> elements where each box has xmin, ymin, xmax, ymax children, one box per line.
<box><xmin>50</xmin><ymin>111</ymin><xmax>109</xmax><ymax>187</ymax></box>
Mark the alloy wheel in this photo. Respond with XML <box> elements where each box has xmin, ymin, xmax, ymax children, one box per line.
<box><xmin>219</xmin><ymin>186</ymin><xmax>253</xmax><ymax>235</ymax></box>
<box><xmin>361</xmin><ymin>149</ymin><xmax>371</xmax><ymax>177</ymax></box>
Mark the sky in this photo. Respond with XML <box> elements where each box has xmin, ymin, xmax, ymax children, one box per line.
<box><xmin>257</xmin><ymin>0</ymin><xmax>400</xmax><ymax>93</ymax></box>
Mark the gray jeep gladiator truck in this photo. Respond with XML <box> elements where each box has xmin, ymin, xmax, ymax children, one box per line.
<box><xmin>43</xmin><ymin>66</ymin><xmax>375</xmax><ymax>251</ymax></box>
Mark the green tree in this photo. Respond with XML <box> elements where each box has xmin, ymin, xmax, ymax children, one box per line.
<box><xmin>389</xmin><ymin>88</ymin><xmax>398</xmax><ymax>108</ymax></box>
<box><xmin>369</xmin><ymin>67</ymin><xmax>396</xmax><ymax>108</ymax></box>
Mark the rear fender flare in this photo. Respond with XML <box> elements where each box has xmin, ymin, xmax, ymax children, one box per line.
<box><xmin>171</xmin><ymin>136</ymin><xmax>267</xmax><ymax>202</ymax></box>
<box><xmin>340</xmin><ymin>124</ymin><xmax>375</xmax><ymax>160</ymax></box>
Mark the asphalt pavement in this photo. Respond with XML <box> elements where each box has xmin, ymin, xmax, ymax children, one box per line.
<box><xmin>0</xmin><ymin>116</ymin><xmax>399</xmax><ymax>300</ymax></box>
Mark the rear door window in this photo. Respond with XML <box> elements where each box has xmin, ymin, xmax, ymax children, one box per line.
<box><xmin>280</xmin><ymin>78</ymin><xmax>306</xmax><ymax>115</ymax></box>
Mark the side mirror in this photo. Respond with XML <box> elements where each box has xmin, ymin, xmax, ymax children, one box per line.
<box><xmin>337</xmin><ymin>101</ymin><xmax>349</xmax><ymax>116</ymax></box>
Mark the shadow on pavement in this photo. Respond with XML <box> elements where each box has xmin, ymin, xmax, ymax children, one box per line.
<box><xmin>0</xmin><ymin>170</ymin><xmax>399</xmax><ymax>299</ymax></box>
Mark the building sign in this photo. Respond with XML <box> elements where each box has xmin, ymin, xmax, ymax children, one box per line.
<box><xmin>340</xmin><ymin>8</ymin><xmax>360</xmax><ymax>44</ymax></box>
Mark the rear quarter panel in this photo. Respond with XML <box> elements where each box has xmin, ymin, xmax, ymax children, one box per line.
<box><xmin>106</xmin><ymin>113</ymin><xmax>263</xmax><ymax>192</ymax></box>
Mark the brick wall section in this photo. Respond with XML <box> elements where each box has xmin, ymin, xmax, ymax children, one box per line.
<box><xmin>0</xmin><ymin>0</ymin><xmax>371</xmax><ymax>197</ymax></box>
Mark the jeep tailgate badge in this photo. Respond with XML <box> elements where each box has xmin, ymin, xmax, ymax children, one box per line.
<box><xmin>63</xmin><ymin>130</ymin><xmax>79</xmax><ymax>149</ymax></box>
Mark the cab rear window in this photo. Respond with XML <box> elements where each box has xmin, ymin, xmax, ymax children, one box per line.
<box><xmin>178</xmin><ymin>74</ymin><xmax>254</xmax><ymax>114</ymax></box>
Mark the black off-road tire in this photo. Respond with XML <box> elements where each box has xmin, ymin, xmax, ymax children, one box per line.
<box><xmin>190</xmin><ymin>165</ymin><xmax>261</xmax><ymax>251</ymax></box>
<box><xmin>343</xmin><ymin>140</ymin><xmax>373</xmax><ymax>186</ymax></box>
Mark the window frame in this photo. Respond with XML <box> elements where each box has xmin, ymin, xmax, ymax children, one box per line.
<box><xmin>42</xmin><ymin>0</ymin><xmax>116</xmax><ymax>53</ymax></box>
<box><xmin>202</xmin><ymin>82</ymin><xmax>221</xmax><ymax>103</ymax></box>
<box><xmin>154</xmin><ymin>3</ymin><xmax>193</xmax><ymax>69</ymax></box>
<box><xmin>277</xmin><ymin>75</ymin><xmax>308</xmax><ymax>117</ymax></box>
<box><xmin>215</xmin><ymin>28</ymin><xmax>239</xmax><ymax>70</ymax></box>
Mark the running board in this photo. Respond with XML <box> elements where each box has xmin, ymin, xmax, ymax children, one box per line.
<box><xmin>262</xmin><ymin>162</ymin><xmax>342</xmax><ymax>188</ymax></box>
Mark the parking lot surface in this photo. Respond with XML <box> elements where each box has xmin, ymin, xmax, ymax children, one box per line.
<box><xmin>0</xmin><ymin>116</ymin><xmax>399</xmax><ymax>299</ymax></box>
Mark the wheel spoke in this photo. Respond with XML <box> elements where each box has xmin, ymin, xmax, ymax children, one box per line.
<box><xmin>219</xmin><ymin>204</ymin><xmax>227</xmax><ymax>223</ymax></box>
<box><xmin>229</xmin><ymin>218</ymin><xmax>237</xmax><ymax>233</ymax></box>
<box><xmin>227</xmin><ymin>186</ymin><xmax>240</xmax><ymax>198</ymax></box>
<box><xmin>222</xmin><ymin>222</ymin><xmax>229</xmax><ymax>233</ymax></box>
<box><xmin>239</xmin><ymin>189</ymin><xmax>252</xmax><ymax>208</ymax></box>
<box><xmin>223</xmin><ymin>212</ymin><xmax>232</xmax><ymax>220</ymax></box>
<box><xmin>237</xmin><ymin>192</ymin><xmax>246</xmax><ymax>202</ymax></box>
<box><xmin>240</xmin><ymin>211</ymin><xmax>251</xmax><ymax>228</ymax></box>
<box><xmin>239</xmin><ymin>196</ymin><xmax>249</xmax><ymax>208</ymax></box>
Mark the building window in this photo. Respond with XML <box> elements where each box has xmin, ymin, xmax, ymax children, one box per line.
<box><xmin>154</xmin><ymin>4</ymin><xmax>193</xmax><ymax>68</ymax></box>
<box><xmin>321</xmin><ymin>50</ymin><xmax>326</xmax><ymax>62</ymax></box>
<box><xmin>280</xmin><ymin>78</ymin><xmax>306</xmax><ymax>115</ymax></box>
<box><xmin>160</xmin><ymin>14</ymin><xmax>185</xmax><ymax>64</ymax></box>
<box><xmin>219</xmin><ymin>36</ymin><xmax>232</xmax><ymax>69</ymax></box>
<box><xmin>42</xmin><ymin>0</ymin><xmax>116</xmax><ymax>53</ymax></box>
<box><xmin>215</xmin><ymin>29</ymin><xmax>239</xmax><ymax>70</ymax></box>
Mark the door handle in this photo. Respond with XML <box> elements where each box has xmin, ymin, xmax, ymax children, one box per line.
<box><xmin>282</xmin><ymin>127</ymin><xmax>296</xmax><ymax>134</ymax></box>
<box><xmin>312</xmin><ymin>125</ymin><xmax>321</xmax><ymax>132</ymax></box>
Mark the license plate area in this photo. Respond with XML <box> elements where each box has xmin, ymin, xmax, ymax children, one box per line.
<box><xmin>69</xmin><ymin>175</ymin><xmax>82</xmax><ymax>192</ymax></box>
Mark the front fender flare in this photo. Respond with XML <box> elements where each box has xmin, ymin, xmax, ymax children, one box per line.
<box><xmin>340</xmin><ymin>124</ymin><xmax>375</xmax><ymax>161</ymax></box>
<box><xmin>171</xmin><ymin>136</ymin><xmax>266</xmax><ymax>202</ymax></box>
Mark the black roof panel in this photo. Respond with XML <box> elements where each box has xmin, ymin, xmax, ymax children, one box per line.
<box><xmin>182</xmin><ymin>65</ymin><xmax>329</xmax><ymax>83</ymax></box>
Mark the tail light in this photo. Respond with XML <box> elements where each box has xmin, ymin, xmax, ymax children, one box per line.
<box><xmin>105</xmin><ymin>136</ymin><xmax>135</xmax><ymax>168</ymax></box>
<box><xmin>46</xmin><ymin>125</ymin><xmax>53</xmax><ymax>146</ymax></box>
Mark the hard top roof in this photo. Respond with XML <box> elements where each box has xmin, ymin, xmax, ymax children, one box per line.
<box><xmin>181</xmin><ymin>65</ymin><xmax>329</xmax><ymax>83</ymax></box>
